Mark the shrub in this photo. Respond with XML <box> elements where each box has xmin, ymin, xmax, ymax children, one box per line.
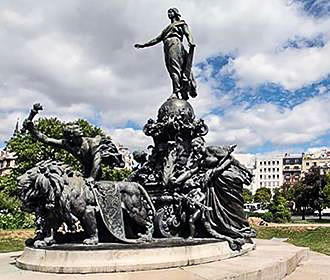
<box><xmin>261</xmin><ymin>211</ymin><xmax>273</xmax><ymax>222</ymax></box>
<box><xmin>269</xmin><ymin>193</ymin><xmax>291</xmax><ymax>223</ymax></box>
<box><xmin>0</xmin><ymin>211</ymin><xmax>34</xmax><ymax>230</ymax></box>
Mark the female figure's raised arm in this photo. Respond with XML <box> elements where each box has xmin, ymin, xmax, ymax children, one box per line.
<box><xmin>134</xmin><ymin>32</ymin><xmax>163</xmax><ymax>49</ymax></box>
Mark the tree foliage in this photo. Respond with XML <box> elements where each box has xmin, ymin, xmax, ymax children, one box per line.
<box><xmin>268</xmin><ymin>189</ymin><xmax>291</xmax><ymax>223</ymax></box>
<box><xmin>243</xmin><ymin>188</ymin><xmax>253</xmax><ymax>203</ymax></box>
<box><xmin>292</xmin><ymin>166</ymin><xmax>328</xmax><ymax>220</ymax></box>
<box><xmin>253</xmin><ymin>187</ymin><xmax>272</xmax><ymax>204</ymax></box>
<box><xmin>323</xmin><ymin>173</ymin><xmax>330</xmax><ymax>208</ymax></box>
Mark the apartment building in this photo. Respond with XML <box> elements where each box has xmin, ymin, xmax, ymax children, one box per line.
<box><xmin>254</xmin><ymin>155</ymin><xmax>284</xmax><ymax>194</ymax></box>
<box><xmin>0</xmin><ymin>150</ymin><xmax>16</xmax><ymax>176</ymax></box>
<box><xmin>302</xmin><ymin>149</ymin><xmax>330</xmax><ymax>175</ymax></box>
<box><xmin>282</xmin><ymin>153</ymin><xmax>303</xmax><ymax>185</ymax></box>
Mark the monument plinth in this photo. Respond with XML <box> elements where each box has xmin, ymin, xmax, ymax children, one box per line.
<box><xmin>16</xmin><ymin>239</ymin><xmax>255</xmax><ymax>273</ymax></box>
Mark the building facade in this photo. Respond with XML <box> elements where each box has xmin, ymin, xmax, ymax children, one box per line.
<box><xmin>302</xmin><ymin>149</ymin><xmax>330</xmax><ymax>176</ymax></box>
<box><xmin>282</xmin><ymin>153</ymin><xmax>303</xmax><ymax>185</ymax></box>
<box><xmin>254</xmin><ymin>155</ymin><xmax>284</xmax><ymax>194</ymax></box>
<box><xmin>0</xmin><ymin>150</ymin><xmax>16</xmax><ymax>176</ymax></box>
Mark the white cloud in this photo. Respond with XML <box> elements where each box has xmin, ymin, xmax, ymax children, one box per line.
<box><xmin>306</xmin><ymin>146</ymin><xmax>329</xmax><ymax>154</ymax></box>
<box><xmin>0</xmin><ymin>0</ymin><xmax>329</xmax><ymax>151</ymax></box>
<box><xmin>109</xmin><ymin>128</ymin><xmax>152</xmax><ymax>152</ymax></box>
<box><xmin>204</xmin><ymin>95</ymin><xmax>330</xmax><ymax>151</ymax></box>
<box><xmin>230</xmin><ymin>43</ymin><xmax>330</xmax><ymax>90</ymax></box>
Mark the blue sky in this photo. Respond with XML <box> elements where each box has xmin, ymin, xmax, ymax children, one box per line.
<box><xmin>0</xmin><ymin>0</ymin><xmax>329</xmax><ymax>154</ymax></box>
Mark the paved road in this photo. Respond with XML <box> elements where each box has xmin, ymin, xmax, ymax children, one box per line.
<box><xmin>284</xmin><ymin>252</ymin><xmax>330</xmax><ymax>280</ymax></box>
<box><xmin>0</xmin><ymin>240</ymin><xmax>311</xmax><ymax>280</ymax></box>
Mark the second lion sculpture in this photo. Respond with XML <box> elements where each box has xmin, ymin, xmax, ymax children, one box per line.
<box><xmin>18</xmin><ymin>160</ymin><xmax>155</xmax><ymax>247</ymax></box>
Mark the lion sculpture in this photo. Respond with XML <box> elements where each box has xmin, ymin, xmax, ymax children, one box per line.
<box><xmin>18</xmin><ymin>160</ymin><xmax>155</xmax><ymax>247</ymax></box>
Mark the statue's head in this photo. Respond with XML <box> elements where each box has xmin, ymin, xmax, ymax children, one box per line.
<box><xmin>17</xmin><ymin>161</ymin><xmax>67</xmax><ymax>213</ymax></box>
<box><xmin>168</xmin><ymin>8</ymin><xmax>181</xmax><ymax>20</ymax></box>
<box><xmin>191</xmin><ymin>137</ymin><xmax>205</xmax><ymax>153</ymax></box>
<box><xmin>63</xmin><ymin>123</ymin><xmax>83</xmax><ymax>140</ymax></box>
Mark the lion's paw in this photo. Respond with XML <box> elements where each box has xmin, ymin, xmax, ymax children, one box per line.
<box><xmin>137</xmin><ymin>233</ymin><xmax>153</xmax><ymax>242</ymax></box>
<box><xmin>83</xmin><ymin>237</ymin><xmax>98</xmax><ymax>245</ymax></box>
<box><xmin>33</xmin><ymin>240</ymin><xmax>48</xmax><ymax>248</ymax></box>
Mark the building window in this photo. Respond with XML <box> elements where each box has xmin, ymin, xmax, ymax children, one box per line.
<box><xmin>277</xmin><ymin>168</ymin><xmax>279</xmax><ymax>172</ymax></box>
<box><xmin>260</xmin><ymin>161</ymin><xmax>262</xmax><ymax>166</ymax></box>
<box><xmin>277</xmin><ymin>174</ymin><xmax>279</xmax><ymax>179</ymax></box>
<box><xmin>260</xmin><ymin>175</ymin><xmax>262</xmax><ymax>179</ymax></box>
<box><xmin>264</xmin><ymin>168</ymin><xmax>267</xmax><ymax>172</ymax></box>
<box><xmin>273</xmin><ymin>175</ymin><xmax>275</xmax><ymax>179</ymax></box>
<box><xmin>264</xmin><ymin>161</ymin><xmax>267</xmax><ymax>165</ymax></box>
<box><xmin>260</xmin><ymin>182</ymin><xmax>263</xmax><ymax>187</ymax></box>
<box><xmin>277</xmin><ymin>161</ymin><xmax>279</xmax><ymax>165</ymax></box>
<box><xmin>306</xmin><ymin>162</ymin><xmax>309</xmax><ymax>166</ymax></box>
<box><xmin>268</xmin><ymin>168</ymin><xmax>271</xmax><ymax>172</ymax></box>
<box><xmin>260</xmin><ymin>168</ymin><xmax>262</xmax><ymax>172</ymax></box>
<box><xmin>272</xmin><ymin>168</ymin><xmax>275</xmax><ymax>172</ymax></box>
<box><xmin>313</xmin><ymin>162</ymin><xmax>317</xmax><ymax>166</ymax></box>
<box><xmin>272</xmin><ymin>161</ymin><xmax>275</xmax><ymax>165</ymax></box>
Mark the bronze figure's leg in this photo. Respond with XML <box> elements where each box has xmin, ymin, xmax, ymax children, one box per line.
<box><xmin>81</xmin><ymin>205</ymin><xmax>99</xmax><ymax>245</ymax></box>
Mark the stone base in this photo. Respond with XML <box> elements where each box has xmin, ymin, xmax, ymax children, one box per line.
<box><xmin>16</xmin><ymin>239</ymin><xmax>255</xmax><ymax>273</ymax></box>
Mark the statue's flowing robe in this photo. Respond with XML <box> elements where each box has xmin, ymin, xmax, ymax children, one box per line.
<box><xmin>199</xmin><ymin>147</ymin><xmax>255</xmax><ymax>241</ymax></box>
<box><xmin>160</xmin><ymin>20</ymin><xmax>196</xmax><ymax>95</ymax></box>
<box><xmin>204</xmin><ymin>165</ymin><xmax>254</xmax><ymax>240</ymax></box>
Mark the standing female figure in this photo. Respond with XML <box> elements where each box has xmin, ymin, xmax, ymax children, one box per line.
<box><xmin>135</xmin><ymin>8</ymin><xmax>197</xmax><ymax>100</ymax></box>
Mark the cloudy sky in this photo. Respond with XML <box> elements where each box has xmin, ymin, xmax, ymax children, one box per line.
<box><xmin>0</xmin><ymin>0</ymin><xmax>330</xmax><ymax>154</ymax></box>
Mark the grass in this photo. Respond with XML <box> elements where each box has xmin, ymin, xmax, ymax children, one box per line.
<box><xmin>0</xmin><ymin>229</ymin><xmax>34</xmax><ymax>253</ymax></box>
<box><xmin>291</xmin><ymin>218</ymin><xmax>330</xmax><ymax>224</ymax></box>
<box><xmin>255</xmin><ymin>226</ymin><xmax>330</xmax><ymax>255</ymax></box>
<box><xmin>0</xmin><ymin>227</ymin><xmax>329</xmax><ymax>255</ymax></box>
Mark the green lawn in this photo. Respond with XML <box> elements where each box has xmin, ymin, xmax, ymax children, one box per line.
<box><xmin>0</xmin><ymin>229</ymin><xmax>34</xmax><ymax>253</ymax></box>
<box><xmin>255</xmin><ymin>226</ymin><xmax>330</xmax><ymax>255</ymax></box>
<box><xmin>291</xmin><ymin>218</ymin><xmax>330</xmax><ymax>224</ymax></box>
<box><xmin>0</xmin><ymin>227</ymin><xmax>329</xmax><ymax>255</ymax></box>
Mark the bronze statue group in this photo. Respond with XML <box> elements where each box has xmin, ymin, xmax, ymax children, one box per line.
<box><xmin>19</xmin><ymin>8</ymin><xmax>255</xmax><ymax>251</ymax></box>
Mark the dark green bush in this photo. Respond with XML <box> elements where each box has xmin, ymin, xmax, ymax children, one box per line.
<box><xmin>261</xmin><ymin>211</ymin><xmax>273</xmax><ymax>222</ymax></box>
<box><xmin>0</xmin><ymin>211</ymin><xmax>34</xmax><ymax>230</ymax></box>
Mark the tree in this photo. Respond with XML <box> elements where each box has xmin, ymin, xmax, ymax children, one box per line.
<box><xmin>253</xmin><ymin>187</ymin><xmax>272</xmax><ymax>205</ymax></box>
<box><xmin>0</xmin><ymin>173</ymin><xmax>20</xmax><ymax>212</ymax></box>
<box><xmin>243</xmin><ymin>188</ymin><xmax>253</xmax><ymax>203</ymax></box>
<box><xmin>323</xmin><ymin>173</ymin><xmax>330</xmax><ymax>208</ymax></box>
<box><xmin>292</xmin><ymin>181</ymin><xmax>309</xmax><ymax>220</ymax></box>
<box><xmin>293</xmin><ymin>166</ymin><xmax>327</xmax><ymax>220</ymax></box>
<box><xmin>268</xmin><ymin>189</ymin><xmax>291</xmax><ymax>223</ymax></box>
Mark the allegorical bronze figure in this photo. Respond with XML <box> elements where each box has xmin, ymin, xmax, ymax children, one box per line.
<box><xmin>23</xmin><ymin>104</ymin><xmax>124</xmax><ymax>181</ymax></box>
<box><xmin>17</xmin><ymin>8</ymin><xmax>256</xmax><ymax>251</ymax></box>
<box><xmin>135</xmin><ymin>8</ymin><xmax>197</xmax><ymax>100</ymax></box>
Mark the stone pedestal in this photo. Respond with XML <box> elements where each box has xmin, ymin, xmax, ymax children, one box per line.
<box><xmin>16</xmin><ymin>239</ymin><xmax>255</xmax><ymax>273</ymax></box>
